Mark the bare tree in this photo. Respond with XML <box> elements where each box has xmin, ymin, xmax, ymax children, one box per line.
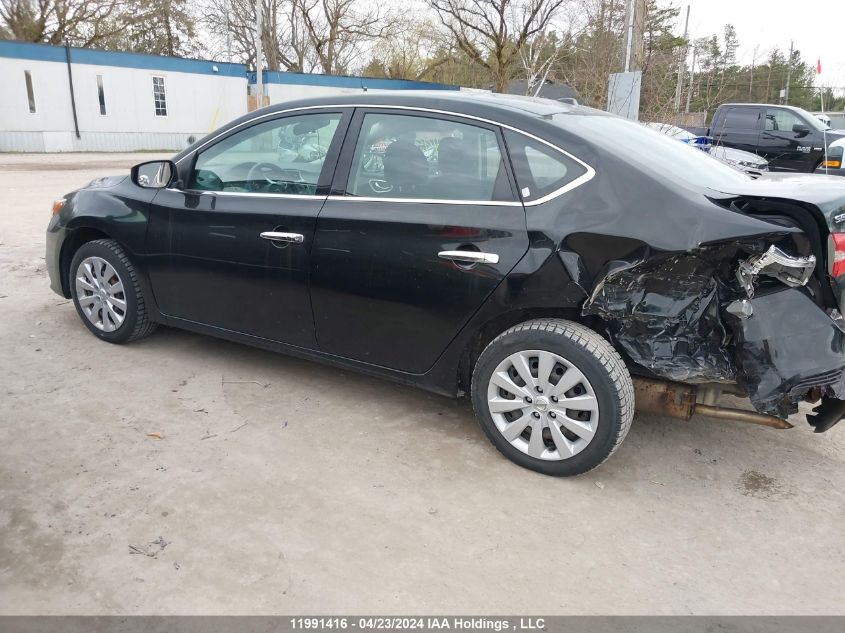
<box><xmin>202</xmin><ymin>0</ymin><xmax>317</xmax><ymax>70</ymax></box>
<box><xmin>202</xmin><ymin>0</ymin><xmax>389</xmax><ymax>75</ymax></box>
<box><xmin>1</xmin><ymin>0</ymin><xmax>123</xmax><ymax>46</ymax></box>
<box><xmin>428</xmin><ymin>0</ymin><xmax>568</xmax><ymax>92</ymax></box>
<box><xmin>519</xmin><ymin>31</ymin><xmax>560</xmax><ymax>95</ymax></box>
<box><xmin>363</xmin><ymin>15</ymin><xmax>455</xmax><ymax>81</ymax></box>
<box><xmin>99</xmin><ymin>0</ymin><xmax>198</xmax><ymax>57</ymax></box>
<box><xmin>292</xmin><ymin>0</ymin><xmax>390</xmax><ymax>75</ymax></box>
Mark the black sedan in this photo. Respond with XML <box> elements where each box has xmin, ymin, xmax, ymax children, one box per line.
<box><xmin>46</xmin><ymin>93</ymin><xmax>845</xmax><ymax>476</ymax></box>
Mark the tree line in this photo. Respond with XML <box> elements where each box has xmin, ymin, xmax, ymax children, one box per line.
<box><xmin>2</xmin><ymin>0</ymin><xmax>841</xmax><ymax>119</ymax></box>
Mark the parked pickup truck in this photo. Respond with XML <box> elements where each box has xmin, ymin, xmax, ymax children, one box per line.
<box><xmin>688</xmin><ymin>103</ymin><xmax>844</xmax><ymax>176</ymax></box>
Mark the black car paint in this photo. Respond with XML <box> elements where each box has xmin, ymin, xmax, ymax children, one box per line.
<box><xmin>46</xmin><ymin>92</ymin><xmax>845</xmax><ymax>423</ymax></box>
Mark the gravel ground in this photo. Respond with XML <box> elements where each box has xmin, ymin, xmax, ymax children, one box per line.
<box><xmin>1</xmin><ymin>153</ymin><xmax>844</xmax><ymax>615</ymax></box>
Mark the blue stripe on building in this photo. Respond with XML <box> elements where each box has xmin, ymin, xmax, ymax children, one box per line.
<box><xmin>0</xmin><ymin>40</ymin><xmax>459</xmax><ymax>90</ymax></box>
<box><xmin>0</xmin><ymin>40</ymin><xmax>246</xmax><ymax>77</ymax></box>
<box><xmin>252</xmin><ymin>70</ymin><xmax>459</xmax><ymax>91</ymax></box>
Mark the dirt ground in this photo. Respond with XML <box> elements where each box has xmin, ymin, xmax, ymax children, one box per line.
<box><xmin>1</xmin><ymin>153</ymin><xmax>844</xmax><ymax>615</ymax></box>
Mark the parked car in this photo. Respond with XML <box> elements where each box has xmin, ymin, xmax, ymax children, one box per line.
<box><xmin>688</xmin><ymin>103</ymin><xmax>845</xmax><ymax>176</ymax></box>
<box><xmin>646</xmin><ymin>122</ymin><xmax>769</xmax><ymax>175</ymax></box>
<box><xmin>815</xmin><ymin>113</ymin><xmax>832</xmax><ymax>129</ymax></box>
<box><xmin>644</xmin><ymin>122</ymin><xmax>712</xmax><ymax>151</ymax></box>
<box><xmin>46</xmin><ymin>94</ymin><xmax>845</xmax><ymax>476</ymax></box>
<box><xmin>709</xmin><ymin>145</ymin><xmax>769</xmax><ymax>175</ymax></box>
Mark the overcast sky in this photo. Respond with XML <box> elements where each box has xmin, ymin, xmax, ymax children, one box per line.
<box><xmin>673</xmin><ymin>0</ymin><xmax>845</xmax><ymax>96</ymax></box>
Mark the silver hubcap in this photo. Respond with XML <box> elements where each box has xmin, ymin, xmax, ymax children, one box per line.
<box><xmin>75</xmin><ymin>256</ymin><xmax>127</xmax><ymax>333</ymax></box>
<box><xmin>486</xmin><ymin>350</ymin><xmax>599</xmax><ymax>461</ymax></box>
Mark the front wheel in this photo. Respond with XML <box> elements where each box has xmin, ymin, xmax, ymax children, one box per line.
<box><xmin>69</xmin><ymin>239</ymin><xmax>157</xmax><ymax>344</ymax></box>
<box><xmin>471</xmin><ymin>319</ymin><xmax>634</xmax><ymax>476</ymax></box>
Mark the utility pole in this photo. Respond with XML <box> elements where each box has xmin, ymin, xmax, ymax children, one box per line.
<box><xmin>673</xmin><ymin>5</ymin><xmax>690</xmax><ymax>112</ymax></box>
<box><xmin>684</xmin><ymin>46</ymin><xmax>697</xmax><ymax>113</ymax></box>
<box><xmin>624</xmin><ymin>0</ymin><xmax>635</xmax><ymax>72</ymax></box>
<box><xmin>784</xmin><ymin>40</ymin><xmax>793</xmax><ymax>104</ymax></box>
<box><xmin>623</xmin><ymin>0</ymin><xmax>646</xmax><ymax>73</ymax></box>
<box><xmin>749</xmin><ymin>46</ymin><xmax>758</xmax><ymax>100</ymax></box>
<box><xmin>255</xmin><ymin>0</ymin><xmax>264</xmax><ymax>103</ymax></box>
<box><xmin>226</xmin><ymin>6</ymin><xmax>232</xmax><ymax>61</ymax></box>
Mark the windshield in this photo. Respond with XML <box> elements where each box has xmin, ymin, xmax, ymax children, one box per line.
<box><xmin>552</xmin><ymin>114</ymin><xmax>751</xmax><ymax>189</ymax></box>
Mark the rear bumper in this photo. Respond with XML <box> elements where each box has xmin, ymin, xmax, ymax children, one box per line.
<box><xmin>727</xmin><ymin>287</ymin><xmax>845</xmax><ymax>424</ymax></box>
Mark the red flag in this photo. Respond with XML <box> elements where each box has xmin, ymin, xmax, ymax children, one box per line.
<box><xmin>817</xmin><ymin>58</ymin><xmax>822</xmax><ymax>74</ymax></box>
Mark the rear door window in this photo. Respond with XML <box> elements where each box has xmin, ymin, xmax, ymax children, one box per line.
<box><xmin>721</xmin><ymin>107</ymin><xmax>761</xmax><ymax>130</ymax></box>
<box><xmin>503</xmin><ymin>130</ymin><xmax>588</xmax><ymax>203</ymax></box>
<box><xmin>344</xmin><ymin>112</ymin><xmax>514</xmax><ymax>202</ymax></box>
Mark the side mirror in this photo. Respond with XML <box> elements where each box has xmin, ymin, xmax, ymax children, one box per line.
<box><xmin>131</xmin><ymin>160</ymin><xmax>177</xmax><ymax>189</ymax></box>
<box><xmin>792</xmin><ymin>124</ymin><xmax>810</xmax><ymax>137</ymax></box>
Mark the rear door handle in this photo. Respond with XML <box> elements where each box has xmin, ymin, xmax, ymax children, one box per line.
<box><xmin>438</xmin><ymin>250</ymin><xmax>499</xmax><ymax>265</ymax></box>
<box><xmin>260</xmin><ymin>231</ymin><xmax>304</xmax><ymax>244</ymax></box>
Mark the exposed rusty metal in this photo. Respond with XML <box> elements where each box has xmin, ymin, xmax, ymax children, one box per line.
<box><xmin>693</xmin><ymin>404</ymin><xmax>794</xmax><ymax>429</ymax></box>
<box><xmin>633</xmin><ymin>377</ymin><xmax>793</xmax><ymax>429</ymax></box>
<box><xmin>632</xmin><ymin>377</ymin><xmax>697</xmax><ymax>420</ymax></box>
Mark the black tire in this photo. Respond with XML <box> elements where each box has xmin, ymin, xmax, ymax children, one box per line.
<box><xmin>471</xmin><ymin>318</ymin><xmax>634</xmax><ymax>476</ymax></box>
<box><xmin>69</xmin><ymin>239</ymin><xmax>158</xmax><ymax>344</ymax></box>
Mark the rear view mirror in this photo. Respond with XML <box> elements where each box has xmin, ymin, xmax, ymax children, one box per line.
<box><xmin>131</xmin><ymin>160</ymin><xmax>176</xmax><ymax>188</ymax></box>
<box><xmin>792</xmin><ymin>124</ymin><xmax>810</xmax><ymax>137</ymax></box>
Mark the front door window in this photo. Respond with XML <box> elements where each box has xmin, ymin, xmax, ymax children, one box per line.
<box><xmin>190</xmin><ymin>113</ymin><xmax>342</xmax><ymax>195</ymax></box>
<box><xmin>765</xmin><ymin>109</ymin><xmax>803</xmax><ymax>133</ymax></box>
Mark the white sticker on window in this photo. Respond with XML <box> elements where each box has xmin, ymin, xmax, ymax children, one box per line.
<box><xmin>521</xmin><ymin>187</ymin><xmax>531</xmax><ymax>198</ymax></box>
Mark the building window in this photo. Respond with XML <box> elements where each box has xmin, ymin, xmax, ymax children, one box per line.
<box><xmin>24</xmin><ymin>70</ymin><xmax>35</xmax><ymax>113</ymax></box>
<box><xmin>152</xmin><ymin>76</ymin><xmax>167</xmax><ymax>117</ymax></box>
<box><xmin>96</xmin><ymin>75</ymin><xmax>106</xmax><ymax>115</ymax></box>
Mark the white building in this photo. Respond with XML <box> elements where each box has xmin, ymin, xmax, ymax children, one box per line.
<box><xmin>0</xmin><ymin>40</ymin><xmax>248</xmax><ymax>152</ymax></box>
<box><xmin>0</xmin><ymin>40</ymin><xmax>461</xmax><ymax>152</ymax></box>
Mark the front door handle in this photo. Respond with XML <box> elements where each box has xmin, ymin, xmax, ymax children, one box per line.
<box><xmin>260</xmin><ymin>231</ymin><xmax>304</xmax><ymax>244</ymax></box>
<box><xmin>438</xmin><ymin>250</ymin><xmax>499</xmax><ymax>265</ymax></box>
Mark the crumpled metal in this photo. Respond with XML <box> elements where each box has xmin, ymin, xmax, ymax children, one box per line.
<box><xmin>582</xmin><ymin>254</ymin><xmax>736</xmax><ymax>383</ymax></box>
<box><xmin>726</xmin><ymin>288</ymin><xmax>845</xmax><ymax>418</ymax></box>
<box><xmin>735</xmin><ymin>244</ymin><xmax>816</xmax><ymax>298</ymax></box>
<box><xmin>575</xmin><ymin>238</ymin><xmax>844</xmax><ymax>420</ymax></box>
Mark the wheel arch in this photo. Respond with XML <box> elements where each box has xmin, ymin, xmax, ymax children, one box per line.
<box><xmin>456</xmin><ymin>306</ymin><xmax>594</xmax><ymax>395</ymax></box>
<box><xmin>59</xmin><ymin>226</ymin><xmax>113</xmax><ymax>297</ymax></box>
<box><xmin>60</xmin><ymin>226</ymin><xmax>159</xmax><ymax>323</ymax></box>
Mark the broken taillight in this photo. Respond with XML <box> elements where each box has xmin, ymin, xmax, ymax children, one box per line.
<box><xmin>831</xmin><ymin>234</ymin><xmax>845</xmax><ymax>278</ymax></box>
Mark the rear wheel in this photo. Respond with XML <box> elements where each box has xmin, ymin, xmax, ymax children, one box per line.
<box><xmin>471</xmin><ymin>318</ymin><xmax>634</xmax><ymax>476</ymax></box>
<box><xmin>69</xmin><ymin>239</ymin><xmax>157</xmax><ymax>343</ymax></box>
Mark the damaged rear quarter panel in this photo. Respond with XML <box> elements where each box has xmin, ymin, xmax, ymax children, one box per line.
<box><xmin>520</xmin><ymin>147</ymin><xmax>841</xmax><ymax>418</ymax></box>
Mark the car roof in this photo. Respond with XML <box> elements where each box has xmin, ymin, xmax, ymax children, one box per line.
<box><xmin>254</xmin><ymin>90</ymin><xmax>598</xmax><ymax>120</ymax></box>
<box><xmin>720</xmin><ymin>103</ymin><xmax>806</xmax><ymax>112</ymax></box>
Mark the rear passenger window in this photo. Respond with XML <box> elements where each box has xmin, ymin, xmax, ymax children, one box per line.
<box><xmin>504</xmin><ymin>130</ymin><xmax>587</xmax><ymax>202</ymax></box>
<box><xmin>345</xmin><ymin>112</ymin><xmax>514</xmax><ymax>202</ymax></box>
<box><xmin>721</xmin><ymin>108</ymin><xmax>760</xmax><ymax>130</ymax></box>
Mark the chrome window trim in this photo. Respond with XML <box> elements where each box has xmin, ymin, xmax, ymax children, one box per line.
<box><xmin>216</xmin><ymin>190</ymin><xmax>322</xmax><ymax>200</ymax></box>
<box><xmin>175</xmin><ymin>103</ymin><xmax>596</xmax><ymax>206</ymax></box>
<box><xmin>165</xmin><ymin>189</ymin><xmax>520</xmax><ymax>206</ymax></box>
<box><xmin>326</xmin><ymin>196</ymin><xmax>522</xmax><ymax>207</ymax></box>
<box><xmin>165</xmin><ymin>188</ymin><xmax>325</xmax><ymax>200</ymax></box>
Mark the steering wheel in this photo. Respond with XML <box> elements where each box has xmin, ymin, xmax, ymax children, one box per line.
<box><xmin>246</xmin><ymin>162</ymin><xmax>291</xmax><ymax>192</ymax></box>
